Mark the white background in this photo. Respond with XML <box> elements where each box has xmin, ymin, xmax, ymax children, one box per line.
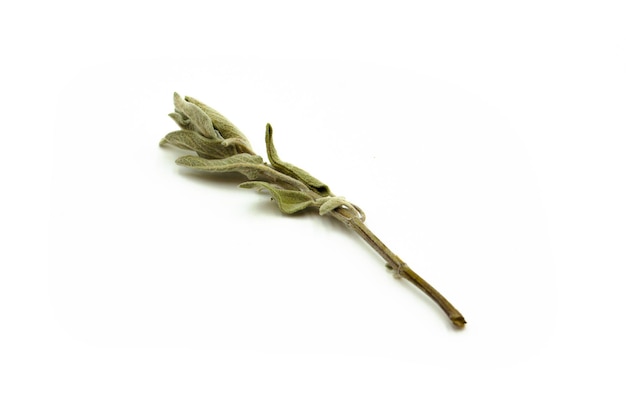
<box><xmin>2</xmin><ymin>1</ymin><xmax>625</xmax><ymax>413</ymax></box>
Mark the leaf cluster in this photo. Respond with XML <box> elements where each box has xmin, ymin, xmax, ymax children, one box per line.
<box><xmin>161</xmin><ymin>93</ymin><xmax>362</xmax><ymax>217</ymax></box>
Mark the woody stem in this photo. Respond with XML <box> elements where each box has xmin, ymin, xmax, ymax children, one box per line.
<box><xmin>257</xmin><ymin>164</ymin><xmax>465</xmax><ymax>327</ymax></box>
<box><xmin>330</xmin><ymin>209</ymin><xmax>466</xmax><ymax>328</ymax></box>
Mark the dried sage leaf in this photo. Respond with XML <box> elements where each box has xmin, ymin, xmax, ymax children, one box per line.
<box><xmin>161</xmin><ymin>130</ymin><xmax>237</xmax><ymax>159</ymax></box>
<box><xmin>184</xmin><ymin>96</ymin><xmax>255</xmax><ymax>155</ymax></box>
<box><xmin>265</xmin><ymin>123</ymin><xmax>331</xmax><ymax>196</ymax></box>
<box><xmin>168</xmin><ymin>112</ymin><xmax>193</xmax><ymax>130</ymax></box>
<box><xmin>175</xmin><ymin>153</ymin><xmax>265</xmax><ymax>179</ymax></box>
<box><xmin>184</xmin><ymin>96</ymin><xmax>247</xmax><ymax>140</ymax></box>
<box><xmin>239</xmin><ymin>181</ymin><xmax>315</xmax><ymax>214</ymax></box>
<box><xmin>318</xmin><ymin>196</ymin><xmax>349</xmax><ymax>216</ymax></box>
<box><xmin>173</xmin><ymin>93</ymin><xmax>217</xmax><ymax>139</ymax></box>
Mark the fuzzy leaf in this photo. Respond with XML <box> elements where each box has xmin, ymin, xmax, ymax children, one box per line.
<box><xmin>239</xmin><ymin>181</ymin><xmax>315</xmax><ymax>214</ymax></box>
<box><xmin>168</xmin><ymin>112</ymin><xmax>195</xmax><ymax>131</ymax></box>
<box><xmin>265</xmin><ymin>123</ymin><xmax>331</xmax><ymax>196</ymax></box>
<box><xmin>175</xmin><ymin>153</ymin><xmax>265</xmax><ymax>179</ymax></box>
<box><xmin>318</xmin><ymin>197</ymin><xmax>349</xmax><ymax>216</ymax></box>
<box><xmin>184</xmin><ymin>96</ymin><xmax>255</xmax><ymax>155</ymax></box>
<box><xmin>184</xmin><ymin>96</ymin><xmax>247</xmax><ymax>140</ymax></box>
<box><xmin>173</xmin><ymin>93</ymin><xmax>217</xmax><ymax>139</ymax></box>
<box><xmin>161</xmin><ymin>130</ymin><xmax>237</xmax><ymax>159</ymax></box>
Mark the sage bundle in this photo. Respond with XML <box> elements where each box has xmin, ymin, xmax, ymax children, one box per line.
<box><xmin>160</xmin><ymin>93</ymin><xmax>466</xmax><ymax>328</ymax></box>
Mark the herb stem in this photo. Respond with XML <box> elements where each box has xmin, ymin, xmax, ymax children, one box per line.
<box><xmin>257</xmin><ymin>165</ymin><xmax>466</xmax><ymax>327</ymax></box>
<box><xmin>163</xmin><ymin>94</ymin><xmax>466</xmax><ymax>328</ymax></box>
<box><xmin>331</xmin><ymin>209</ymin><xmax>466</xmax><ymax>328</ymax></box>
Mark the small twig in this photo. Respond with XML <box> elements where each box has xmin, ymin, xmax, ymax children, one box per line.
<box><xmin>329</xmin><ymin>208</ymin><xmax>466</xmax><ymax>327</ymax></box>
<box><xmin>161</xmin><ymin>92</ymin><xmax>466</xmax><ymax>328</ymax></box>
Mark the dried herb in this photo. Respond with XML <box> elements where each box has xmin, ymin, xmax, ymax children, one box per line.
<box><xmin>160</xmin><ymin>93</ymin><xmax>466</xmax><ymax>328</ymax></box>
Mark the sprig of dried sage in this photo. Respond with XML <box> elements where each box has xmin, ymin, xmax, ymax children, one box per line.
<box><xmin>160</xmin><ymin>93</ymin><xmax>466</xmax><ymax>328</ymax></box>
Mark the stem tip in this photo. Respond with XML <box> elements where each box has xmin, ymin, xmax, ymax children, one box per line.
<box><xmin>451</xmin><ymin>314</ymin><xmax>467</xmax><ymax>328</ymax></box>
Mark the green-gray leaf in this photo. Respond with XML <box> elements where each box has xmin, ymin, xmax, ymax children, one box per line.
<box><xmin>175</xmin><ymin>153</ymin><xmax>265</xmax><ymax>179</ymax></box>
<box><xmin>239</xmin><ymin>181</ymin><xmax>315</xmax><ymax>214</ymax></box>
<box><xmin>265</xmin><ymin>123</ymin><xmax>331</xmax><ymax>196</ymax></box>
<box><xmin>173</xmin><ymin>92</ymin><xmax>217</xmax><ymax>139</ymax></box>
<box><xmin>184</xmin><ymin>96</ymin><xmax>247</xmax><ymax>140</ymax></box>
<box><xmin>318</xmin><ymin>197</ymin><xmax>349</xmax><ymax>216</ymax></box>
<box><xmin>168</xmin><ymin>112</ymin><xmax>193</xmax><ymax>130</ymax></box>
<box><xmin>161</xmin><ymin>130</ymin><xmax>237</xmax><ymax>159</ymax></box>
<box><xmin>184</xmin><ymin>96</ymin><xmax>255</xmax><ymax>155</ymax></box>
